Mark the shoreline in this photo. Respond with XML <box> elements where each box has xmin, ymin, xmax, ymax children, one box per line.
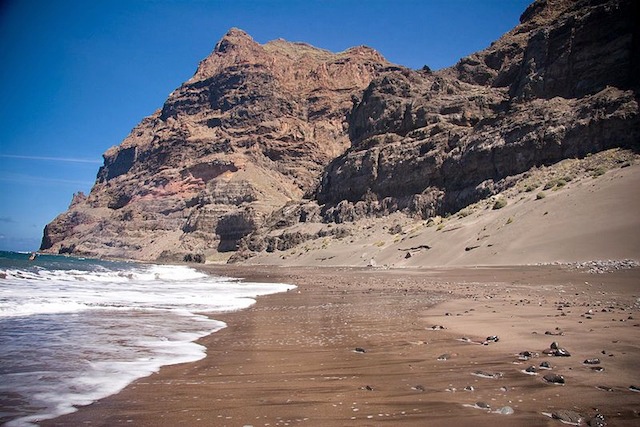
<box><xmin>41</xmin><ymin>264</ymin><xmax>640</xmax><ymax>426</ymax></box>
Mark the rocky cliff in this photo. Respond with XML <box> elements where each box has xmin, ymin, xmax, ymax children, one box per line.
<box><xmin>41</xmin><ymin>0</ymin><xmax>639</xmax><ymax>263</ymax></box>
<box><xmin>41</xmin><ymin>29</ymin><xmax>391</xmax><ymax>260</ymax></box>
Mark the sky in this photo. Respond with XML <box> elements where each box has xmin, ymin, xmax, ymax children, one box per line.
<box><xmin>0</xmin><ymin>0</ymin><xmax>532</xmax><ymax>252</ymax></box>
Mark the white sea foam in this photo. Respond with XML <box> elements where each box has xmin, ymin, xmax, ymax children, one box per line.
<box><xmin>0</xmin><ymin>259</ymin><xmax>295</xmax><ymax>426</ymax></box>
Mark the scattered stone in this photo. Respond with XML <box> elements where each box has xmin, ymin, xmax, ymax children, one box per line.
<box><xmin>588</xmin><ymin>413</ymin><xmax>606</xmax><ymax>427</ymax></box>
<box><xmin>519</xmin><ymin>350</ymin><xmax>538</xmax><ymax>360</ymax></box>
<box><xmin>590</xmin><ymin>366</ymin><xmax>604</xmax><ymax>372</ymax></box>
<box><xmin>498</xmin><ymin>406</ymin><xmax>515</xmax><ymax>415</ymax></box>
<box><xmin>437</xmin><ymin>353</ymin><xmax>451</xmax><ymax>361</ymax></box>
<box><xmin>464</xmin><ymin>385</ymin><xmax>475</xmax><ymax>392</ymax></box>
<box><xmin>362</xmin><ymin>385</ymin><xmax>373</xmax><ymax>391</ymax></box>
<box><xmin>412</xmin><ymin>385</ymin><xmax>425</xmax><ymax>392</ymax></box>
<box><xmin>550</xmin><ymin>341</ymin><xmax>560</xmax><ymax>350</ymax></box>
<box><xmin>430</xmin><ymin>325</ymin><xmax>446</xmax><ymax>330</ymax></box>
<box><xmin>472</xmin><ymin>370</ymin><xmax>503</xmax><ymax>379</ymax></box>
<box><xmin>475</xmin><ymin>401</ymin><xmax>491</xmax><ymax>409</ymax></box>
<box><xmin>486</xmin><ymin>335</ymin><xmax>499</xmax><ymax>343</ymax></box>
<box><xmin>629</xmin><ymin>385</ymin><xmax>640</xmax><ymax>392</ymax></box>
<box><xmin>543</xmin><ymin>373</ymin><xmax>565</xmax><ymax>384</ymax></box>
<box><xmin>539</xmin><ymin>361</ymin><xmax>552</xmax><ymax>369</ymax></box>
<box><xmin>524</xmin><ymin>365</ymin><xmax>538</xmax><ymax>374</ymax></box>
<box><xmin>596</xmin><ymin>385</ymin><xmax>613</xmax><ymax>392</ymax></box>
<box><xmin>552</xmin><ymin>410</ymin><xmax>584</xmax><ymax>424</ymax></box>
<box><xmin>552</xmin><ymin>348</ymin><xmax>572</xmax><ymax>357</ymax></box>
<box><xmin>354</xmin><ymin>347</ymin><xmax>366</xmax><ymax>353</ymax></box>
<box><xmin>584</xmin><ymin>358</ymin><xmax>601</xmax><ymax>365</ymax></box>
<box><xmin>499</xmin><ymin>386</ymin><xmax>509</xmax><ymax>392</ymax></box>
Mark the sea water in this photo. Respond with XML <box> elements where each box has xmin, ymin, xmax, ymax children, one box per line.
<box><xmin>0</xmin><ymin>251</ymin><xmax>294</xmax><ymax>426</ymax></box>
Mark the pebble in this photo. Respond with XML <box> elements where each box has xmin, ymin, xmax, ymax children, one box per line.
<box><xmin>596</xmin><ymin>385</ymin><xmax>613</xmax><ymax>392</ymax></box>
<box><xmin>475</xmin><ymin>401</ymin><xmax>491</xmax><ymax>409</ymax></box>
<box><xmin>412</xmin><ymin>385</ymin><xmax>425</xmax><ymax>392</ymax></box>
<box><xmin>498</xmin><ymin>406</ymin><xmax>514</xmax><ymax>415</ymax></box>
<box><xmin>589</xmin><ymin>413</ymin><xmax>607</xmax><ymax>427</ymax></box>
<box><xmin>430</xmin><ymin>325</ymin><xmax>446</xmax><ymax>330</ymax></box>
<box><xmin>629</xmin><ymin>385</ymin><xmax>640</xmax><ymax>392</ymax></box>
<box><xmin>583</xmin><ymin>358</ymin><xmax>601</xmax><ymax>365</ymax></box>
<box><xmin>437</xmin><ymin>353</ymin><xmax>451</xmax><ymax>361</ymax></box>
<box><xmin>354</xmin><ymin>347</ymin><xmax>366</xmax><ymax>353</ymax></box>
<box><xmin>486</xmin><ymin>335</ymin><xmax>499</xmax><ymax>343</ymax></box>
<box><xmin>519</xmin><ymin>350</ymin><xmax>538</xmax><ymax>360</ymax></box>
<box><xmin>539</xmin><ymin>361</ymin><xmax>552</xmax><ymax>369</ymax></box>
<box><xmin>472</xmin><ymin>370</ymin><xmax>503</xmax><ymax>379</ymax></box>
<box><xmin>552</xmin><ymin>409</ymin><xmax>584</xmax><ymax>424</ymax></box>
<box><xmin>552</xmin><ymin>348</ymin><xmax>571</xmax><ymax>357</ymax></box>
<box><xmin>543</xmin><ymin>373</ymin><xmax>565</xmax><ymax>384</ymax></box>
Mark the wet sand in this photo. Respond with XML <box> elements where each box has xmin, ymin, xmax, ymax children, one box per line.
<box><xmin>42</xmin><ymin>265</ymin><xmax>640</xmax><ymax>426</ymax></box>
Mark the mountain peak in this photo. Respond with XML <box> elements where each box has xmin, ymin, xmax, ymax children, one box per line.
<box><xmin>214</xmin><ymin>27</ymin><xmax>256</xmax><ymax>53</ymax></box>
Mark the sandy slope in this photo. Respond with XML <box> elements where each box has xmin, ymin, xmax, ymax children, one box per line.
<box><xmin>245</xmin><ymin>153</ymin><xmax>640</xmax><ymax>268</ymax></box>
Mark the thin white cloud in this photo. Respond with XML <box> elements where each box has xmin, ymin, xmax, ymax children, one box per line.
<box><xmin>0</xmin><ymin>172</ymin><xmax>95</xmax><ymax>188</ymax></box>
<box><xmin>0</xmin><ymin>154</ymin><xmax>102</xmax><ymax>164</ymax></box>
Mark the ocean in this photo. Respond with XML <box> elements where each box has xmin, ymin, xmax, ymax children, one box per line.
<box><xmin>0</xmin><ymin>251</ymin><xmax>294</xmax><ymax>426</ymax></box>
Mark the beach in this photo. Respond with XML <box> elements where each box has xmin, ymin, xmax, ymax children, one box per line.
<box><xmin>40</xmin><ymin>264</ymin><xmax>640</xmax><ymax>426</ymax></box>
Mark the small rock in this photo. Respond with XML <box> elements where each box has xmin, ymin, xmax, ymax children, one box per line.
<box><xmin>437</xmin><ymin>353</ymin><xmax>451</xmax><ymax>361</ymax></box>
<box><xmin>591</xmin><ymin>366</ymin><xmax>604</xmax><ymax>372</ymax></box>
<box><xmin>486</xmin><ymin>335</ymin><xmax>499</xmax><ymax>343</ymax></box>
<box><xmin>498</xmin><ymin>406</ymin><xmax>514</xmax><ymax>415</ymax></box>
<box><xmin>412</xmin><ymin>385</ymin><xmax>425</xmax><ymax>392</ymax></box>
<box><xmin>539</xmin><ymin>361</ymin><xmax>552</xmax><ymax>369</ymax></box>
<box><xmin>430</xmin><ymin>325</ymin><xmax>446</xmax><ymax>330</ymax></box>
<box><xmin>550</xmin><ymin>341</ymin><xmax>560</xmax><ymax>350</ymax></box>
<box><xmin>354</xmin><ymin>347</ymin><xmax>366</xmax><ymax>353</ymax></box>
<box><xmin>584</xmin><ymin>358</ymin><xmax>601</xmax><ymax>365</ymax></box>
<box><xmin>519</xmin><ymin>350</ymin><xmax>538</xmax><ymax>359</ymax></box>
<box><xmin>552</xmin><ymin>410</ymin><xmax>584</xmax><ymax>424</ymax></box>
<box><xmin>629</xmin><ymin>385</ymin><xmax>640</xmax><ymax>392</ymax></box>
<box><xmin>596</xmin><ymin>385</ymin><xmax>613</xmax><ymax>392</ymax></box>
<box><xmin>588</xmin><ymin>413</ymin><xmax>606</xmax><ymax>427</ymax></box>
<box><xmin>475</xmin><ymin>401</ymin><xmax>491</xmax><ymax>409</ymax></box>
<box><xmin>553</xmin><ymin>348</ymin><xmax>571</xmax><ymax>357</ymax></box>
<box><xmin>525</xmin><ymin>365</ymin><xmax>537</xmax><ymax>374</ymax></box>
<box><xmin>464</xmin><ymin>385</ymin><xmax>475</xmax><ymax>391</ymax></box>
<box><xmin>543</xmin><ymin>373</ymin><xmax>565</xmax><ymax>384</ymax></box>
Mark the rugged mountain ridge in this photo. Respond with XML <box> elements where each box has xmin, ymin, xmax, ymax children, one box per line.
<box><xmin>41</xmin><ymin>0</ymin><xmax>639</xmax><ymax>263</ymax></box>
<box><xmin>41</xmin><ymin>29</ymin><xmax>392</xmax><ymax>260</ymax></box>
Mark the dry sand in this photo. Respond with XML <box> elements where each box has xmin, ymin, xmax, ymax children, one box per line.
<box><xmin>42</xmin><ymin>265</ymin><xmax>640</xmax><ymax>426</ymax></box>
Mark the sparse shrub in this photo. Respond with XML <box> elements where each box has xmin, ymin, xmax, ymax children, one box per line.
<box><xmin>506</xmin><ymin>217</ymin><xmax>513</xmax><ymax>225</ymax></box>
<box><xmin>544</xmin><ymin>178</ymin><xmax>567</xmax><ymax>190</ymax></box>
<box><xmin>388</xmin><ymin>224</ymin><xmax>403</xmax><ymax>235</ymax></box>
<box><xmin>375</xmin><ymin>241</ymin><xmax>386</xmax><ymax>247</ymax></box>
<box><xmin>436</xmin><ymin>224</ymin><xmax>444</xmax><ymax>231</ymax></box>
<box><xmin>524</xmin><ymin>184</ymin><xmax>538</xmax><ymax>192</ymax></box>
<box><xmin>536</xmin><ymin>192</ymin><xmax>546</xmax><ymax>200</ymax></box>
<box><xmin>591</xmin><ymin>167</ymin><xmax>606</xmax><ymax>177</ymax></box>
<box><xmin>457</xmin><ymin>208</ymin><xmax>473</xmax><ymax>218</ymax></box>
<box><xmin>492</xmin><ymin>198</ymin><xmax>507</xmax><ymax>210</ymax></box>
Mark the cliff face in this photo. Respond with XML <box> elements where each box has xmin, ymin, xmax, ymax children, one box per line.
<box><xmin>42</xmin><ymin>0</ymin><xmax>640</xmax><ymax>262</ymax></box>
<box><xmin>313</xmin><ymin>0</ymin><xmax>639</xmax><ymax>222</ymax></box>
<box><xmin>40</xmin><ymin>29</ymin><xmax>391</xmax><ymax>260</ymax></box>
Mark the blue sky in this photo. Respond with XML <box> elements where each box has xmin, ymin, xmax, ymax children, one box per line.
<box><xmin>0</xmin><ymin>0</ymin><xmax>531</xmax><ymax>252</ymax></box>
